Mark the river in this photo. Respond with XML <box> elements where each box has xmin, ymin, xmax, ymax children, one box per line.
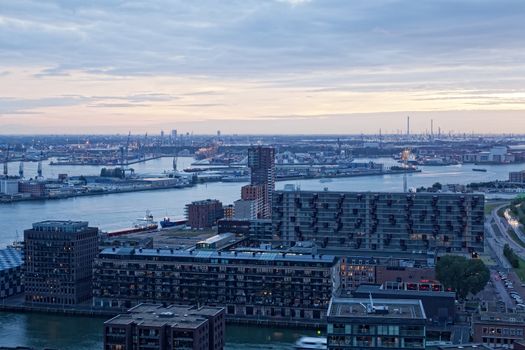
<box><xmin>0</xmin><ymin>312</ymin><xmax>318</xmax><ymax>349</ymax></box>
<box><xmin>1</xmin><ymin>157</ymin><xmax>524</xmax><ymax>247</ymax></box>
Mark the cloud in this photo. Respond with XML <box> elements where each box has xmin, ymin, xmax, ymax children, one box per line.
<box><xmin>1</xmin><ymin>1</ymin><xmax>525</xmax><ymax>133</ymax></box>
<box><xmin>0</xmin><ymin>96</ymin><xmax>87</xmax><ymax>115</ymax></box>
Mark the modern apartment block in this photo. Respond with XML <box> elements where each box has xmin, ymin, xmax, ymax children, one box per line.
<box><xmin>247</xmin><ymin>146</ymin><xmax>275</xmax><ymax>219</ymax></box>
<box><xmin>104</xmin><ymin>303</ymin><xmax>225</xmax><ymax>350</ymax></box>
<box><xmin>186</xmin><ymin>199</ymin><xmax>224</xmax><ymax>229</ymax></box>
<box><xmin>472</xmin><ymin>313</ymin><xmax>525</xmax><ymax>349</ymax></box>
<box><xmin>240</xmin><ymin>184</ymin><xmax>265</xmax><ymax>217</ymax></box>
<box><xmin>24</xmin><ymin>220</ymin><xmax>99</xmax><ymax>305</ymax></box>
<box><xmin>273</xmin><ymin>190</ymin><xmax>484</xmax><ymax>254</ymax></box>
<box><xmin>94</xmin><ymin>248</ymin><xmax>340</xmax><ymax>325</ymax></box>
<box><xmin>339</xmin><ymin>253</ymin><xmax>436</xmax><ymax>291</ymax></box>
<box><xmin>327</xmin><ymin>297</ymin><xmax>427</xmax><ymax>350</ymax></box>
<box><xmin>0</xmin><ymin>247</ymin><xmax>23</xmax><ymax>298</ymax></box>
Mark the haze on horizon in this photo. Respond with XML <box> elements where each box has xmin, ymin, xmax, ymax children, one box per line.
<box><xmin>1</xmin><ymin>0</ymin><xmax>525</xmax><ymax>135</ymax></box>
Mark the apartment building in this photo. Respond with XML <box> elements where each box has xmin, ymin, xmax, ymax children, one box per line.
<box><xmin>472</xmin><ymin>313</ymin><xmax>525</xmax><ymax>348</ymax></box>
<box><xmin>0</xmin><ymin>247</ymin><xmax>23</xmax><ymax>298</ymax></box>
<box><xmin>94</xmin><ymin>248</ymin><xmax>340</xmax><ymax>325</ymax></box>
<box><xmin>327</xmin><ymin>297</ymin><xmax>427</xmax><ymax>350</ymax></box>
<box><xmin>104</xmin><ymin>303</ymin><xmax>225</xmax><ymax>350</ymax></box>
<box><xmin>24</xmin><ymin>220</ymin><xmax>98</xmax><ymax>305</ymax></box>
<box><xmin>273</xmin><ymin>190</ymin><xmax>484</xmax><ymax>254</ymax></box>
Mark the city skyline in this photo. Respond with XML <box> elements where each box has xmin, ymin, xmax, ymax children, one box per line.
<box><xmin>1</xmin><ymin>0</ymin><xmax>525</xmax><ymax>134</ymax></box>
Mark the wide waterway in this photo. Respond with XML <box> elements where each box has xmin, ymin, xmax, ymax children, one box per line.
<box><xmin>1</xmin><ymin>156</ymin><xmax>525</xmax><ymax>348</ymax></box>
<box><xmin>0</xmin><ymin>311</ymin><xmax>318</xmax><ymax>349</ymax></box>
<box><xmin>1</xmin><ymin>156</ymin><xmax>524</xmax><ymax>247</ymax></box>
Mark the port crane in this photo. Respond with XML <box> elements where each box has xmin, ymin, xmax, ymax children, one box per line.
<box><xmin>3</xmin><ymin>145</ymin><xmax>9</xmax><ymax>177</ymax></box>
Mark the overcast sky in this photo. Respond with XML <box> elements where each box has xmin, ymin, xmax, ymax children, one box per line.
<box><xmin>1</xmin><ymin>0</ymin><xmax>525</xmax><ymax>134</ymax></box>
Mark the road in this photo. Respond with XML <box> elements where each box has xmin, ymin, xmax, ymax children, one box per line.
<box><xmin>484</xmin><ymin>204</ymin><xmax>525</xmax><ymax>309</ymax></box>
<box><xmin>490</xmin><ymin>204</ymin><xmax>525</xmax><ymax>259</ymax></box>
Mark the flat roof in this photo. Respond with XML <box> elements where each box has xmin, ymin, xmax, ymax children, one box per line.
<box><xmin>100</xmin><ymin>247</ymin><xmax>338</xmax><ymax>264</ymax></box>
<box><xmin>0</xmin><ymin>248</ymin><xmax>22</xmax><ymax>271</ymax></box>
<box><xmin>328</xmin><ymin>297</ymin><xmax>426</xmax><ymax>320</ymax></box>
<box><xmin>355</xmin><ymin>284</ymin><xmax>456</xmax><ymax>298</ymax></box>
<box><xmin>438</xmin><ymin>345</ymin><xmax>491</xmax><ymax>350</ymax></box>
<box><xmin>105</xmin><ymin>303</ymin><xmax>223</xmax><ymax>329</ymax></box>
<box><xmin>30</xmin><ymin>220</ymin><xmax>90</xmax><ymax>232</ymax></box>
<box><xmin>197</xmin><ymin>232</ymin><xmax>234</xmax><ymax>245</ymax></box>
<box><xmin>474</xmin><ymin>313</ymin><xmax>525</xmax><ymax>325</ymax></box>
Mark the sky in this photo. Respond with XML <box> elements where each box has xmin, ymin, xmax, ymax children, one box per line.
<box><xmin>1</xmin><ymin>0</ymin><xmax>525</xmax><ymax>135</ymax></box>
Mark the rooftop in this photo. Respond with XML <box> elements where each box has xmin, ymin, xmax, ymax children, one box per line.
<box><xmin>105</xmin><ymin>303</ymin><xmax>223</xmax><ymax>329</ymax></box>
<box><xmin>355</xmin><ymin>284</ymin><xmax>456</xmax><ymax>298</ymax></box>
<box><xmin>196</xmin><ymin>232</ymin><xmax>234</xmax><ymax>246</ymax></box>
<box><xmin>100</xmin><ymin>247</ymin><xmax>338</xmax><ymax>264</ymax></box>
<box><xmin>30</xmin><ymin>220</ymin><xmax>90</xmax><ymax>233</ymax></box>
<box><xmin>437</xmin><ymin>345</ymin><xmax>491</xmax><ymax>350</ymax></box>
<box><xmin>0</xmin><ymin>248</ymin><xmax>22</xmax><ymax>271</ymax></box>
<box><xmin>327</xmin><ymin>297</ymin><xmax>426</xmax><ymax>320</ymax></box>
<box><xmin>474</xmin><ymin>312</ymin><xmax>525</xmax><ymax>325</ymax></box>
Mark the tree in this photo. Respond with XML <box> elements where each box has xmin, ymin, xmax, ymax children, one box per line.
<box><xmin>436</xmin><ymin>255</ymin><xmax>490</xmax><ymax>299</ymax></box>
<box><xmin>503</xmin><ymin>244</ymin><xmax>520</xmax><ymax>268</ymax></box>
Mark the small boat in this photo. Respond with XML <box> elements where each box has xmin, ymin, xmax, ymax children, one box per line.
<box><xmin>294</xmin><ymin>336</ymin><xmax>327</xmax><ymax>350</ymax></box>
<box><xmin>160</xmin><ymin>217</ymin><xmax>187</xmax><ymax>229</ymax></box>
<box><xmin>472</xmin><ymin>168</ymin><xmax>487</xmax><ymax>172</ymax></box>
<box><xmin>319</xmin><ymin>178</ymin><xmax>333</xmax><ymax>183</ymax></box>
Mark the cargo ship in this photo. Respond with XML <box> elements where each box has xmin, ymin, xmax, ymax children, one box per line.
<box><xmin>107</xmin><ymin>211</ymin><xmax>158</xmax><ymax>237</ymax></box>
<box><xmin>472</xmin><ymin>168</ymin><xmax>487</xmax><ymax>172</ymax></box>
<box><xmin>159</xmin><ymin>217</ymin><xmax>187</xmax><ymax>229</ymax></box>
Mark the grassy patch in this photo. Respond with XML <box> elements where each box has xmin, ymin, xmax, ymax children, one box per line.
<box><xmin>485</xmin><ymin>201</ymin><xmax>509</xmax><ymax>216</ymax></box>
<box><xmin>508</xmin><ymin>229</ymin><xmax>525</xmax><ymax>249</ymax></box>
<box><xmin>480</xmin><ymin>255</ymin><xmax>497</xmax><ymax>267</ymax></box>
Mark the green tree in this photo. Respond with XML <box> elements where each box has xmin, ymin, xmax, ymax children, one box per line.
<box><xmin>436</xmin><ymin>255</ymin><xmax>490</xmax><ymax>299</ymax></box>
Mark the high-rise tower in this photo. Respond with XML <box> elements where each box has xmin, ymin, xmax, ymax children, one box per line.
<box><xmin>247</xmin><ymin>146</ymin><xmax>275</xmax><ymax>218</ymax></box>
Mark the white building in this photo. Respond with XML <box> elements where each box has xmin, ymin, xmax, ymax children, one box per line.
<box><xmin>0</xmin><ymin>179</ymin><xmax>19</xmax><ymax>195</ymax></box>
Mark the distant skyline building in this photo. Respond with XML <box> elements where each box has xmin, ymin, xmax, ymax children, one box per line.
<box><xmin>24</xmin><ymin>220</ymin><xmax>98</xmax><ymax>305</ymax></box>
<box><xmin>247</xmin><ymin>146</ymin><xmax>275</xmax><ymax>219</ymax></box>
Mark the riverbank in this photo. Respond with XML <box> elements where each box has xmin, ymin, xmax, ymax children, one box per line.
<box><xmin>0</xmin><ymin>181</ymin><xmax>194</xmax><ymax>203</ymax></box>
<box><xmin>49</xmin><ymin>155</ymin><xmax>164</xmax><ymax>166</ymax></box>
<box><xmin>0</xmin><ymin>295</ymin><xmax>323</xmax><ymax>330</ymax></box>
<box><xmin>276</xmin><ymin>168</ymin><xmax>421</xmax><ymax>181</ymax></box>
